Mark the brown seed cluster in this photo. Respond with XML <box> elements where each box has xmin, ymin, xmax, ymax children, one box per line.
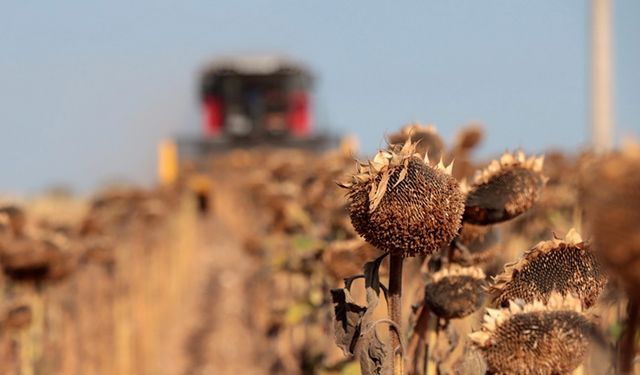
<box><xmin>470</xmin><ymin>295</ymin><xmax>591</xmax><ymax>375</ymax></box>
<box><xmin>489</xmin><ymin>229</ymin><xmax>606</xmax><ymax>308</ymax></box>
<box><xmin>340</xmin><ymin>140</ymin><xmax>464</xmax><ymax>257</ymax></box>
<box><xmin>425</xmin><ymin>266</ymin><xmax>486</xmax><ymax>319</ymax></box>
<box><xmin>463</xmin><ymin>151</ymin><xmax>545</xmax><ymax>225</ymax></box>
<box><xmin>580</xmin><ymin>144</ymin><xmax>640</xmax><ymax>300</ymax></box>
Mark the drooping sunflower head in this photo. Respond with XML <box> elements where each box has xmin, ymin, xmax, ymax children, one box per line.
<box><xmin>425</xmin><ymin>264</ymin><xmax>486</xmax><ymax>319</ymax></box>
<box><xmin>463</xmin><ymin>151</ymin><xmax>546</xmax><ymax>225</ymax></box>
<box><xmin>452</xmin><ymin>124</ymin><xmax>484</xmax><ymax>153</ymax></box>
<box><xmin>488</xmin><ymin>229</ymin><xmax>606</xmax><ymax>308</ymax></box>
<box><xmin>470</xmin><ymin>293</ymin><xmax>593</xmax><ymax>375</ymax></box>
<box><xmin>339</xmin><ymin>138</ymin><xmax>464</xmax><ymax>257</ymax></box>
<box><xmin>454</xmin><ymin>223</ymin><xmax>505</xmax><ymax>277</ymax></box>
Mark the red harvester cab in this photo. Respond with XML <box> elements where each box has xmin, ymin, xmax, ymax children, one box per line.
<box><xmin>171</xmin><ymin>55</ymin><xmax>334</xmax><ymax>162</ymax></box>
<box><xmin>200</xmin><ymin>55</ymin><xmax>314</xmax><ymax>140</ymax></box>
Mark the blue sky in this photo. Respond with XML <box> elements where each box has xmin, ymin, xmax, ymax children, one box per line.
<box><xmin>1</xmin><ymin>1</ymin><xmax>638</xmax><ymax>194</ymax></box>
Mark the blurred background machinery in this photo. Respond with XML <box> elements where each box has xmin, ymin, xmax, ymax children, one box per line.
<box><xmin>158</xmin><ymin>54</ymin><xmax>338</xmax><ymax>211</ymax></box>
<box><xmin>158</xmin><ymin>54</ymin><xmax>337</xmax><ymax>184</ymax></box>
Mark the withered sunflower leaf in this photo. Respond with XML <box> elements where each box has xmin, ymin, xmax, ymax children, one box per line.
<box><xmin>343</xmin><ymin>274</ymin><xmax>365</xmax><ymax>291</ymax></box>
<box><xmin>357</xmin><ymin>323</ymin><xmax>390</xmax><ymax>375</ymax></box>
<box><xmin>333</xmin><ymin>254</ymin><xmax>391</xmax><ymax>367</ymax></box>
<box><xmin>355</xmin><ymin>253</ymin><xmax>392</xmax><ymax>374</ymax></box>
<box><xmin>363</xmin><ymin>252</ymin><xmax>388</xmax><ymax>296</ymax></box>
<box><xmin>331</xmin><ymin>288</ymin><xmax>366</xmax><ymax>356</ymax></box>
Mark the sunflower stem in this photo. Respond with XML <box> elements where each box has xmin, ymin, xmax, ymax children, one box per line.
<box><xmin>618</xmin><ymin>299</ymin><xmax>639</xmax><ymax>375</ymax></box>
<box><xmin>426</xmin><ymin>315</ymin><xmax>438</xmax><ymax>375</ymax></box>
<box><xmin>389</xmin><ymin>254</ymin><xmax>404</xmax><ymax>375</ymax></box>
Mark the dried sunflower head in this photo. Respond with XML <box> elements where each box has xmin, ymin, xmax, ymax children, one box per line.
<box><xmin>339</xmin><ymin>139</ymin><xmax>464</xmax><ymax>257</ymax></box>
<box><xmin>425</xmin><ymin>265</ymin><xmax>486</xmax><ymax>319</ymax></box>
<box><xmin>463</xmin><ymin>151</ymin><xmax>546</xmax><ymax>225</ymax></box>
<box><xmin>450</xmin><ymin>224</ymin><xmax>504</xmax><ymax>276</ymax></box>
<box><xmin>387</xmin><ymin>123</ymin><xmax>444</xmax><ymax>159</ymax></box>
<box><xmin>448</xmin><ymin>125</ymin><xmax>485</xmax><ymax>180</ymax></box>
<box><xmin>580</xmin><ymin>144</ymin><xmax>640</xmax><ymax>300</ymax></box>
<box><xmin>458</xmin><ymin>223</ymin><xmax>498</xmax><ymax>255</ymax></box>
<box><xmin>470</xmin><ymin>293</ymin><xmax>592</xmax><ymax>375</ymax></box>
<box><xmin>488</xmin><ymin>229</ymin><xmax>606</xmax><ymax>308</ymax></box>
<box><xmin>452</xmin><ymin>124</ymin><xmax>484</xmax><ymax>153</ymax></box>
<box><xmin>0</xmin><ymin>205</ymin><xmax>27</xmax><ymax>238</ymax></box>
<box><xmin>0</xmin><ymin>301</ymin><xmax>32</xmax><ymax>330</ymax></box>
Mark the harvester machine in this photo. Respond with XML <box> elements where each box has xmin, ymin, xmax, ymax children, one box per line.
<box><xmin>175</xmin><ymin>54</ymin><xmax>335</xmax><ymax>160</ymax></box>
<box><xmin>157</xmin><ymin>54</ymin><xmax>338</xmax><ymax>205</ymax></box>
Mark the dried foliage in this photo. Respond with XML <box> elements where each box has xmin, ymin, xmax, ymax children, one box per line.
<box><xmin>331</xmin><ymin>254</ymin><xmax>390</xmax><ymax>375</ymax></box>
<box><xmin>0</xmin><ymin>188</ymin><xmax>194</xmax><ymax>374</ymax></box>
<box><xmin>1</xmin><ymin>124</ymin><xmax>633</xmax><ymax>375</ymax></box>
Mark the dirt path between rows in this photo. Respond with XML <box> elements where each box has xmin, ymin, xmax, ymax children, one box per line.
<box><xmin>180</xmin><ymin>180</ymin><xmax>269</xmax><ymax>375</ymax></box>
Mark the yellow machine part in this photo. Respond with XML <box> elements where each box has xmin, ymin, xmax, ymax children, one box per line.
<box><xmin>157</xmin><ymin>139</ymin><xmax>179</xmax><ymax>186</ymax></box>
<box><xmin>187</xmin><ymin>173</ymin><xmax>214</xmax><ymax>194</ymax></box>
